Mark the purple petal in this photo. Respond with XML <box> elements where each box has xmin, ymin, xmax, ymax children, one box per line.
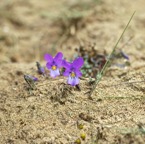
<box><xmin>50</xmin><ymin>68</ymin><xmax>60</xmax><ymax>78</ymax></box>
<box><xmin>54</xmin><ymin>52</ymin><xmax>63</xmax><ymax>62</ymax></box>
<box><xmin>67</xmin><ymin>76</ymin><xmax>79</xmax><ymax>86</ymax></box>
<box><xmin>63</xmin><ymin>70</ymin><xmax>70</xmax><ymax>77</ymax></box>
<box><xmin>36</xmin><ymin>62</ymin><xmax>45</xmax><ymax>74</ymax></box>
<box><xmin>44</xmin><ymin>54</ymin><xmax>53</xmax><ymax>62</ymax></box>
<box><xmin>120</xmin><ymin>50</ymin><xmax>129</xmax><ymax>60</ymax></box>
<box><xmin>75</xmin><ymin>70</ymin><xmax>82</xmax><ymax>77</ymax></box>
<box><xmin>39</xmin><ymin>67</ymin><xmax>45</xmax><ymax>74</ymax></box>
<box><xmin>54</xmin><ymin>52</ymin><xmax>63</xmax><ymax>60</ymax></box>
<box><xmin>53</xmin><ymin>52</ymin><xmax>63</xmax><ymax>68</ymax></box>
<box><xmin>46</xmin><ymin>62</ymin><xmax>52</xmax><ymax>69</ymax></box>
<box><xmin>62</xmin><ymin>59</ymin><xmax>71</xmax><ymax>69</ymax></box>
<box><xmin>32</xmin><ymin>77</ymin><xmax>38</xmax><ymax>81</ymax></box>
<box><xmin>28</xmin><ymin>75</ymin><xmax>38</xmax><ymax>81</ymax></box>
<box><xmin>72</xmin><ymin>57</ymin><xmax>84</xmax><ymax>69</ymax></box>
<box><xmin>55</xmin><ymin>60</ymin><xmax>63</xmax><ymax>68</ymax></box>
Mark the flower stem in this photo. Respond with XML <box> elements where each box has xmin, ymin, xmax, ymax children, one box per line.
<box><xmin>89</xmin><ymin>11</ymin><xmax>136</xmax><ymax>97</ymax></box>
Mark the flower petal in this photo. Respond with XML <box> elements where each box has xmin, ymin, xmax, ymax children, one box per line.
<box><xmin>44</xmin><ymin>54</ymin><xmax>53</xmax><ymax>62</ymax></box>
<box><xmin>54</xmin><ymin>52</ymin><xmax>63</xmax><ymax>64</ymax></box>
<box><xmin>26</xmin><ymin>75</ymin><xmax>38</xmax><ymax>82</ymax></box>
<box><xmin>75</xmin><ymin>69</ymin><xmax>82</xmax><ymax>77</ymax></box>
<box><xmin>63</xmin><ymin>70</ymin><xmax>70</xmax><ymax>77</ymax></box>
<box><xmin>72</xmin><ymin>57</ymin><xmax>84</xmax><ymax>69</ymax></box>
<box><xmin>56</xmin><ymin>60</ymin><xmax>63</xmax><ymax>68</ymax></box>
<box><xmin>46</xmin><ymin>62</ymin><xmax>52</xmax><ymax>69</ymax></box>
<box><xmin>54</xmin><ymin>52</ymin><xmax>63</xmax><ymax>67</ymax></box>
<box><xmin>67</xmin><ymin>76</ymin><xmax>79</xmax><ymax>86</ymax></box>
<box><xmin>36</xmin><ymin>62</ymin><xmax>45</xmax><ymax>74</ymax></box>
<box><xmin>62</xmin><ymin>59</ymin><xmax>71</xmax><ymax>69</ymax></box>
<box><xmin>32</xmin><ymin>76</ymin><xmax>38</xmax><ymax>81</ymax></box>
<box><xmin>39</xmin><ymin>67</ymin><xmax>45</xmax><ymax>74</ymax></box>
<box><xmin>120</xmin><ymin>50</ymin><xmax>129</xmax><ymax>60</ymax></box>
<box><xmin>50</xmin><ymin>68</ymin><xmax>60</xmax><ymax>78</ymax></box>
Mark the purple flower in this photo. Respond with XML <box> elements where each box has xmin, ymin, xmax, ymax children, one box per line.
<box><xmin>44</xmin><ymin>52</ymin><xmax>63</xmax><ymax>78</ymax></box>
<box><xmin>24</xmin><ymin>75</ymin><xmax>38</xmax><ymax>82</ymax></box>
<box><xmin>62</xmin><ymin>57</ymin><xmax>84</xmax><ymax>86</ymax></box>
<box><xmin>30</xmin><ymin>76</ymin><xmax>38</xmax><ymax>81</ymax></box>
<box><xmin>36</xmin><ymin>62</ymin><xmax>45</xmax><ymax>75</ymax></box>
<box><xmin>24</xmin><ymin>75</ymin><xmax>38</xmax><ymax>89</ymax></box>
<box><xmin>120</xmin><ymin>50</ymin><xmax>129</xmax><ymax>60</ymax></box>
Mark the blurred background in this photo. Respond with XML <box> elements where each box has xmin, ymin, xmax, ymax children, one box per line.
<box><xmin>0</xmin><ymin>0</ymin><xmax>145</xmax><ymax>64</ymax></box>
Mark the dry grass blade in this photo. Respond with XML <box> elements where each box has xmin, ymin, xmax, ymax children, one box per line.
<box><xmin>89</xmin><ymin>11</ymin><xmax>136</xmax><ymax>97</ymax></box>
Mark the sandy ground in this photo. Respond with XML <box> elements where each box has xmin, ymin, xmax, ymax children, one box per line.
<box><xmin>0</xmin><ymin>0</ymin><xmax>145</xmax><ymax>143</ymax></box>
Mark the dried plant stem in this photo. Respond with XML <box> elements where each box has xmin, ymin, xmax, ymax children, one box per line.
<box><xmin>89</xmin><ymin>11</ymin><xmax>136</xmax><ymax>97</ymax></box>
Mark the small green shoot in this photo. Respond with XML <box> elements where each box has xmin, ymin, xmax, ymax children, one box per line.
<box><xmin>89</xmin><ymin>11</ymin><xmax>136</xmax><ymax>97</ymax></box>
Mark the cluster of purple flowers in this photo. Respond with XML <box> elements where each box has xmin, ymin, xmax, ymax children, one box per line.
<box><xmin>44</xmin><ymin>52</ymin><xmax>84</xmax><ymax>86</ymax></box>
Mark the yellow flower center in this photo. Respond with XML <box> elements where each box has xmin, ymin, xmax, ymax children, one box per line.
<box><xmin>52</xmin><ymin>65</ymin><xmax>56</xmax><ymax>70</ymax></box>
<box><xmin>71</xmin><ymin>72</ymin><xmax>75</xmax><ymax>78</ymax></box>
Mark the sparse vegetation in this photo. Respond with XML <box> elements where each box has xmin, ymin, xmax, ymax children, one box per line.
<box><xmin>0</xmin><ymin>0</ymin><xmax>145</xmax><ymax>144</ymax></box>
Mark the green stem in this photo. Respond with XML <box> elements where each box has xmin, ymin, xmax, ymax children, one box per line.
<box><xmin>89</xmin><ymin>11</ymin><xmax>136</xmax><ymax>97</ymax></box>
